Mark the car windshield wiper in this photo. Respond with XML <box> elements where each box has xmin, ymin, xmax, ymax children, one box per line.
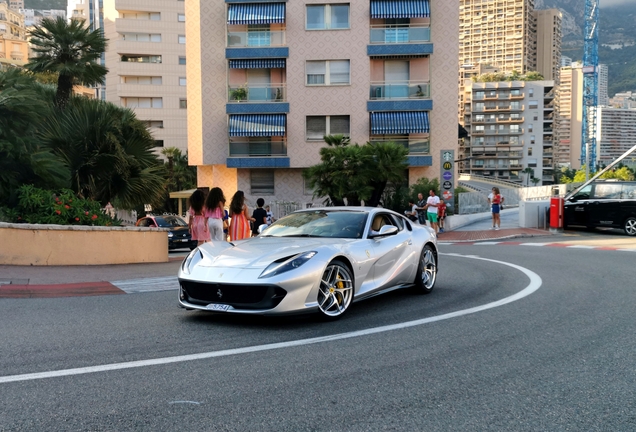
<box><xmin>279</xmin><ymin>234</ymin><xmax>322</xmax><ymax>238</ymax></box>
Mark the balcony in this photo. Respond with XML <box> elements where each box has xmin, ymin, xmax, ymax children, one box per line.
<box><xmin>369</xmin><ymin>81</ymin><xmax>430</xmax><ymax>100</ymax></box>
<box><xmin>370</xmin><ymin>138</ymin><xmax>430</xmax><ymax>155</ymax></box>
<box><xmin>228</xmin><ymin>84</ymin><xmax>287</xmax><ymax>103</ymax></box>
<box><xmin>229</xmin><ymin>140</ymin><xmax>287</xmax><ymax>157</ymax></box>
<box><xmin>496</xmin><ymin>116</ymin><xmax>524</xmax><ymax>123</ymax></box>
<box><xmin>227</xmin><ymin>30</ymin><xmax>286</xmax><ymax>48</ymax></box>
<box><xmin>369</xmin><ymin>24</ymin><xmax>430</xmax><ymax>44</ymax></box>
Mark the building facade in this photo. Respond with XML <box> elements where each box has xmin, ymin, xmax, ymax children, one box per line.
<box><xmin>185</xmin><ymin>0</ymin><xmax>459</xmax><ymax>208</ymax></box>
<box><xmin>555</xmin><ymin>65</ymin><xmax>583</xmax><ymax>169</ymax></box>
<box><xmin>459</xmin><ymin>80</ymin><xmax>556</xmax><ymax>185</ymax></box>
<box><xmin>597</xmin><ymin>63</ymin><xmax>608</xmax><ymax>106</ymax></box>
<box><xmin>534</xmin><ymin>8</ymin><xmax>561</xmax><ymax>83</ymax></box>
<box><xmin>596</xmin><ymin>107</ymin><xmax>636</xmax><ymax>166</ymax></box>
<box><xmin>0</xmin><ymin>2</ymin><xmax>27</xmax><ymax>68</ymax></box>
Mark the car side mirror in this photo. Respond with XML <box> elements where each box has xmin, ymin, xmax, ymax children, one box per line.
<box><xmin>371</xmin><ymin>225</ymin><xmax>398</xmax><ymax>238</ymax></box>
<box><xmin>258</xmin><ymin>223</ymin><xmax>269</xmax><ymax>234</ymax></box>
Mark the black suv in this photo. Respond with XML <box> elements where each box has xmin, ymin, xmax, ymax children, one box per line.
<box><xmin>564</xmin><ymin>180</ymin><xmax>636</xmax><ymax>236</ymax></box>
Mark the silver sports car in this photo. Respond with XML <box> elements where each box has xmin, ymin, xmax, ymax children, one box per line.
<box><xmin>178</xmin><ymin>207</ymin><xmax>438</xmax><ymax>319</ymax></box>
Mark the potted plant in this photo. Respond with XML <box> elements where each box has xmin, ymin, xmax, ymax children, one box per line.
<box><xmin>415</xmin><ymin>85</ymin><xmax>425</xmax><ymax>98</ymax></box>
<box><xmin>230</xmin><ymin>84</ymin><xmax>248</xmax><ymax>101</ymax></box>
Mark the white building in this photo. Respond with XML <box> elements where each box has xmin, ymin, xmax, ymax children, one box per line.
<box><xmin>596</xmin><ymin>107</ymin><xmax>636</xmax><ymax>166</ymax></box>
<box><xmin>598</xmin><ymin>64</ymin><xmax>609</xmax><ymax>106</ymax></box>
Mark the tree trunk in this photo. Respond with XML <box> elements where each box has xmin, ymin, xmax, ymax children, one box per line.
<box><xmin>56</xmin><ymin>74</ymin><xmax>73</xmax><ymax>110</ymax></box>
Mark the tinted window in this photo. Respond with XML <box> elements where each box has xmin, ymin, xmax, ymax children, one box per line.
<box><xmin>572</xmin><ymin>185</ymin><xmax>592</xmax><ymax>200</ymax></box>
<box><xmin>389</xmin><ymin>214</ymin><xmax>405</xmax><ymax>231</ymax></box>
<box><xmin>622</xmin><ymin>183</ymin><xmax>636</xmax><ymax>199</ymax></box>
<box><xmin>155</xmin><ymin>216</ymin><xmax>187</xmax><ymax>227</ymax></box>
<box><xmin>261</xmin><ymin>210</ymin><xmax>368</xmax><ymax>239</ymax></box>
<box><xmin>593</xmin><ymin>183</ymin><xmax>622</xmax><ymax>199</ymax></box>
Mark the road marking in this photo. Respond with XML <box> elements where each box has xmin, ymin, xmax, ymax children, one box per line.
<box><xmin>566</xmin><ymin>245</ymin><xmax>596</xmax><ymax>249</ymax></box>
<box><xmin>0</xmin><ymin>254</ymin><xmax>541</xmax><ymax>385</ymax></box>
<box><xmin>110</xmin><ymin>276</ymin><xmax>178</xmax><ymax>294</ymax></box>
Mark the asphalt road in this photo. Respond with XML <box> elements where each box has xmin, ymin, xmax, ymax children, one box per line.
<box><xmin>1</xmin><ymin>245</ymin><xmax>635</xmax><ymax>431</ymax></box>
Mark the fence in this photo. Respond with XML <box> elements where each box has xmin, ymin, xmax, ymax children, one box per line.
<box><xmin>270</xmin><ymin>201</ymin><xmax>303</xmax><ymax>219</ymax></box>
<box><xmin>457</xmin><ymin>183</ymin><xmax>582</xmax><ymax>215</ymax></box>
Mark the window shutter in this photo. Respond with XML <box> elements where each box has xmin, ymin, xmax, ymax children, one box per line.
<box><xmin>329</xmin><ymin>60</ymin><xmax>350</xmax><ymax>84</ymax></box>
<box><xmin>329</xmin><ymin>116</ymin><xmax>350</xmax><ymax>135</ymax></box>
<box><xmin>250</xmin><ymin>170</ymin><xmax>275</xmax><ymax>195</ymax></box>
<box><xmin>306</xmin><ymin>116</ymin><xmax>326</xmax><ymax>140</ymax></box>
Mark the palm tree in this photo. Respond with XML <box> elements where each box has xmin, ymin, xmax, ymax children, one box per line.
<box><xmin>522</xmin><ymin>167</ymin><xmax>534</xmax><ymax>186</ymax></box>
<box><xmin>38</xmin><ymin>97</ymin><xmax>165</xmax><ymax>209</ymax></box>
<box><xmin>26</xmin><ymin>16</ymin><xmax>107</xmax><ymax>109</ymax></box>
<box><xmin>0</xmin><ymin>69</ymin><xmax>68</xmax><ymax>204</ymax></box>
<box><xmin>361</xmin><ymin>141</ymin><xmax>408</xmax><ymax>207</ymax></box>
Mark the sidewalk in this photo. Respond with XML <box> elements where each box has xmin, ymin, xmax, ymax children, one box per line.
<box><xmin>0</xmin><ymin>209</ymin><xmax>546</xmax><ymax>298</ymax></box>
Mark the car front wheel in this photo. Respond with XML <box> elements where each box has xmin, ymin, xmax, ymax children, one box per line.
<box><xmin>624</xmin><ymin>217</ymin><xmax>636</xmax><ymax>236</ymax></box>
<box><xmin>317</xmin><ymin>260</ymin><xmax>353</xmax><ymax>319</ymax></box>
<box><xmin>414</xmin><ymin>244</ymin><xmax>437</xmax><ymax>294</ymax></box>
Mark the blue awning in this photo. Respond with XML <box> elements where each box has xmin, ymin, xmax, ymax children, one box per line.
<box><xmin>229</xmin><ymin>114</ymin><xmax>286</xmax><ymax>137</ymax></box>
<box><xmin>370</xmin><ymin>0</ymin><xmax>430</xmax><ymax>19</ymax></box>
<box><xmin>370</xmin><ymin>111</ymin><xmax>429</xmax><ymax>134</ymax></box>
<box><xmin>229</xmin><ymin>59</ymin><xmax>286</xmax><ymax>69</ymax></box>
<box><xmin>227</xmin><ymin>3</ymin><xmax>286</xmax><ymax>25</ymax></box>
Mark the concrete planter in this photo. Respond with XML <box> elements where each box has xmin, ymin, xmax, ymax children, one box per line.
<box><xmin>0</xmin><ymin>222</ymin><xmax>169</xmax><ymax>266</ymax></box>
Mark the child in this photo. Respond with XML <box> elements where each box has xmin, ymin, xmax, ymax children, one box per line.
<box><xmin>265</xmin><ymin>205</ymin><xmax>276</xmax><ymax>225</ymax></box>
<box><xmin>438</xmin><ymin>199</ymin><xmax>447</xmax><ymax>233</ymax></box>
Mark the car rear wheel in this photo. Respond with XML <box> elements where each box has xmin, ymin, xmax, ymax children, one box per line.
<box><xmin>317</xmin><ymin>260</ymin><xmax>353</xmax><ymax>319</ymax></box>
<box><xmin>414</xmin><ymin>244</ymin><xmax>437</xmax><ymax>294</ymax></box>
<box><xmin>624</xmin><ymin>217</ymin><xmax>636</xmax><ymax>236</ymax></box>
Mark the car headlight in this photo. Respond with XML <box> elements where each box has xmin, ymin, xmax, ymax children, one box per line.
<box><xmin>259</xmin><ymin>251</ymin><xmax>317</xmax><ymax>279</ymax></box>
<box><xmin>168</xmin><ymin>232</ymin><xmax>174</xmax><ymax>238</ymax></box>
<box><xmin>181</xmin><ymin>248</ymin><xmax>202</xmax><ymax>275</ymax></box>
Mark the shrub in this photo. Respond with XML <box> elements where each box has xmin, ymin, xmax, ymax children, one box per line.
<box><xmin>1</xmin><ymin>185</ymin><xmax>118</xmax><ymax>226</ymax></box>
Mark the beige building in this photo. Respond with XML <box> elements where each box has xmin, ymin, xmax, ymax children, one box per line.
<box><xmin>596</xmin><ymin>107</ymin><xmax>636</xmax><ymax>166</ymax></box>
<box><xmin>0</xmin><ymin>2</ymin><xmax>27</xmax><ymax>68</ymax></box>
<box><xmin>555</xmin><ymin>65</ymin><xmax>583</xmax><ymax>169</ymax></box>
<box><xmin>534</xmin><ymin>8</ymin><xmax>561</xmax><ymax>83</ymax></box>
<box><xmin>459</xmin><ymin>80</ymin><xmax>556</xmax><ymax>185</ymax></box>
<box><xmin>100</xmin><ymin>1</ymin><xmax>187</xmax><ymax>151</ymax></box>
<box><xmin>459</xmin><ymin>0</ymin><xmax>537</xmax><ymax>74</ymax></box>
<box><xmin>185</xmin><ymin>0</ymin><xmax>460</xmax><ymax>209</ymax></box>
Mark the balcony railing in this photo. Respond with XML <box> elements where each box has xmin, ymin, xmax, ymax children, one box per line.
<box><xmin>228</xmin><ymin>84</ymin><xmax>286</xmax><ymax>102</ymax></box>
<box><xmin>369</xmin><ymin>24</ymin><xmax>430</xmax><ymax>44</ymax></box>
<box><xmin>229</xmin><ymin>141</ymin><xmax>287</xmax><ymax>157</ymax></box>
<box><xmin>370</xmin><ymin>138</ymin><xmax>430</xmax><ymax>154</ymax></box>
<box><xmin>369</xmin><ymin>81</ymin><xmax>430</xmax><ymax>100</ymax></box>
<box><xmin>227</xmin><ymin>30</ymin><xmax>286</xmax><ymax>48</ymax></box>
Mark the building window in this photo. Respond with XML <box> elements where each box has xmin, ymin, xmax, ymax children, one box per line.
<box><xmin>178</xmin><ymin>13</ymin><xmax>185</xmax><ymax>22</ymax></box>
<box><xmin>178</xmin><ymin>35</ymin><xmax>186</xmax><ymax>44</ymax></box>
<box><xmin>306</xmin><ymin>4</ymin><xmax>350</xmax><ymax>30</ymax></box>
<box><xmin>122</xmin><ymin>33</ymin><xmax>161</xmax><ymax>42</ymax></box>
<box><xmin>121</xmin><ymin>55</ymin><xmax>162</xmax><ymax>63</ymax></box>
<box><xmin>154</xmin><ymin>140</ymin><xmax>164</xmax><ymax>147</ymax></box>
<box><xmin>179</xmin><ymin>77</ymin><xmax>186</xmax><ymax>86</ymax></box>
<box><xmin>121</xmin><ymin>76</ymin><xmax>162</xmax><ymax>85</ymax></box>
<box><xmin>251</xmin><ymin>170</ymin><xmax>275</xmax><ymax>195</ymax></box>
<box><xmin>306</xmin><ymin>115</ymin><xmax>350</xmax><ymax>140</ymax></box>
<box><xmin>306</xmin><ymin>60</ymin><xmax>350</xmax><ymax>85</ymax></box>
<box><xmin>529</xmin><ymin>100</ymin><xmax>538</xmax><ymax>109</ymax></box>
<box><xmin>528</xmin><ymin>148</ymin><xmax>533</xmax><ymax>156</ymax></box>
<box><xmin>178</xmin><ymin>56</ymin><xmax>186</xmax><ymax>65</ymax></box>
<box><xmin>142</xmin><ymin>120</ymin><xmax>164</xmax><ymax>128</ymax></box>
<box><xmin>179</xmin><ymin>99</ymin><xmax>187</xmax><ymax>109</ymax></box>
<box><xmin>121</xmin><ymin>12</ymin><xmax>160</xmax><ymax>20</ymax></box>
<box><xmin>303</xmin><ymin>175</ymin><xmax>313</xmax><ymax>196</ymax></box>
<box><xmin>121</xmin><ymin>97</ymin><xmax>163</xmax><ymax>108</ymax></box>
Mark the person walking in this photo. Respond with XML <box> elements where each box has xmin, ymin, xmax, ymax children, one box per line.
<box><xmin>491</xmin><ymin>187</ymin><xmax>504</xmax><ymax>230</ymax></box>
<box><xmin>424</xmin><ymin>189</ymin><xmax>440</xmax><ymax>234</ymax></box>
<box><xmin>437</xmin><ymin>198</ymin><xmax>447</xmax><ymax>233</ymax></box>
<box><xmin>229</xmin><ymin>190</ymin><xmax>253</xmax><ymax>241</ymax></box>
<box><xmin>204</xmin><ymin>187</ymin><xmax>226</xmax><ymax>242</ymax></box>
<box><xmin>488</xmin><ymin>187</ymin><xmax>496</xmax><ymax>229</ymax></box>
<box><xmin>416</xmin><ymin>192</ymin><xmax>427</xmax><ymax>225</ymax></box>
<box><xmin>251</xmin><ymin>198</ymin><xmax>268</xmax><ymax>236</ymax></box>
<box><xmin>187</xmin><ymin>189</ymin><xmax>210</xmax><ymax>246</ymax></box>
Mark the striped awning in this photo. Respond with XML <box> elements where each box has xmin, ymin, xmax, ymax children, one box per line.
<box><xmin>229</xmin><ymin>59</ymin><xmax>286</xmax><ymax>69</ymax></box>
<box><xmin>370</xmin><ymin>0</ymin><xmax>430</xmax><ymax>19</ymax></box>
<box><xmin>227</xmin><ymin>3</ymin><xmax>286</xmax><ymax>25</ymax></box>
<box><xmin>370</xmin><ymin>111</ymin><xmax>429</xmax><ymax>134</ymax></box>
<box><xmin>229</xmin><ymin>114</ymin><xmax>286</xmax><ymax>137</ymax></box>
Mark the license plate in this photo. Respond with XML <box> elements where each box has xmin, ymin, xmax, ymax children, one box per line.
<box><xmin>206</xmin><ymin>303</ymin><xmax>230</xmax><ymax>312</ymax></box>
<box><xmin>180</xmin><ymin>239</ymin><xmax>189</xmax><ymax>242</ymax></box>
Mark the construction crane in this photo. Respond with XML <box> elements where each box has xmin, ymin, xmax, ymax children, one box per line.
<box><xmin>580</xmin><ymin>0</ymin><xmax>599</xmax><ymax>179</ymax></box>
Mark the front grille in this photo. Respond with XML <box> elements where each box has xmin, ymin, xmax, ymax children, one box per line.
<box><xmin>179</xmin><ymin>280</ymin><xmax>287</xmax><ymax>310</ymax></box>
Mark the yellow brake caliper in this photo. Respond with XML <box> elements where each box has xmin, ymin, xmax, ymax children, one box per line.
<box><xmin>335</xmin><ymin>272</ymin><xmax>344</xmax><ymax>304</ymax></box>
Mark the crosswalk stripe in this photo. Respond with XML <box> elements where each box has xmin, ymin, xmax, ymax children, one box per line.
<box><xmin>110</xmin><ymin>276</ymin><xmax>178</xmax><ymax>294</ymax></box>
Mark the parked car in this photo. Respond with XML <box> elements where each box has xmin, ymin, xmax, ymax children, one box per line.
<box><xmin>136</xmin><ymin>215</ymin><xmax>198</xmax><ymax>250</ymax></box>
<box><xmin>178</xmin><ymin>207</ymin><xmax>439</xmax><ymax>319</ymax></box>
<box><xmin>564</xmin><ymin>180</ymin><xmax>636</xmax><ymax>236</ymax></box>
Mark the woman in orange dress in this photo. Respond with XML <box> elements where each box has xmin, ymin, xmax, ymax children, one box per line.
<box><xmin>229</xmin><ymin>190</ymin><xmax>254</xmax><ymax>241</ymax></box>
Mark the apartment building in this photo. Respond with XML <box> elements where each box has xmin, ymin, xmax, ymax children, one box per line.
<box><xmin>534</xmin><ymin>8</ymin><xmax>561</xmax><ymax>83</ymax></box>
<box><xmin>185</xmin><ymin>1</ymin><xmax>459</xmax><ymax>207</ymax></box>
<box><xmin>596</xmin><ymin>107</ymin><xmax>636</xmax><ymax>166</ymax></box>
<box><xmin>555</xmin><ymin>65</ymin><xmax>582</xmax><ymax>169</ymax></box>
<box><xmin>459</xmin><ymin>80</ymin><xmax>556</xmax><ymax>185</ymax></box>
<box><xmin>0</xmin><ymin>2</ymin><xmax>28</xmax><ymax>67</ymax></box>
<box><xmin>598</xmin><ymin>63</ymin><xmax>608</xmax><ymax>106</ymax></box>
<box><xmin>459</xmin><ymin>0</ymin><xmax>537</xmax><ymax>74</ymax></box>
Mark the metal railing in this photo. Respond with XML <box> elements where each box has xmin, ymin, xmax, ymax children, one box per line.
<box><xmin>369</xmin><ymin>81</ymin><xmax>430</xmax><ymax>100</ymax></box>
<box><xmin>269</xmin><ymin>201</ymin><xmax>303</xmax><ymax>219</ymax></box>
<box><xmin>369</xmin><ymin>24</ymin><xmax>430</xmax><ymax>43</ymax></box>
<box><xmin>227</xmin><ymin>30</ymin><xmax>286</xmax><ymax>47</ymax></box>
<box><xmin>370</xmin><ymin>138</ymin><xmax>430</xmax><ymax>154</ymax></box>
<box><xmin>229</xmin><ymin>141</ymin><xmax>287</xmax><ymax>157</ymax></box>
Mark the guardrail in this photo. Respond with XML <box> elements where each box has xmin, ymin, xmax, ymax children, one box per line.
<box><xmin>458</xmin><ymin>173</ymin><xmax>523</xmax><ymax>189</ymax></box>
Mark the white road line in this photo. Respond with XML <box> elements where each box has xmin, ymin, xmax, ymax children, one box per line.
<box><xmin>566</xmin><ymin>245</ymin><xmax>596</xmax><ymax>249</ymax></box>
<box><xmin>617</xmin><ymin>248</ymin><xmax>636</xmax><ymax>252</ymax></box>
<box><xmin>473</xmin><ymin>242</ymin><xmax>501</xmax><ymax>245</ymax></box>
<box><xmin>519</xmin><ymin>243</ymin><xmax>551</xmax><ymax>246</ymax></box>
<box><xmin>0</xmin><ymin>254</ymin><xmax>542</xmax><ymax>385</ymax></box>
<box><xmin>110</xmin><ymin>276</ymin><xmax>178</xmax><ymax>294</ymax></box>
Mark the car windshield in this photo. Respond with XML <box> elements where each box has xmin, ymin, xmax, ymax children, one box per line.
<box><xmin>261</xmin><ymin>210</ymin><xmax>368</xmax><ymax>239</ymax></box>
<box><xmin>155</xmin><ymin>216</ymin><xmax>187</xmax><ymax>227</ymax></box>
